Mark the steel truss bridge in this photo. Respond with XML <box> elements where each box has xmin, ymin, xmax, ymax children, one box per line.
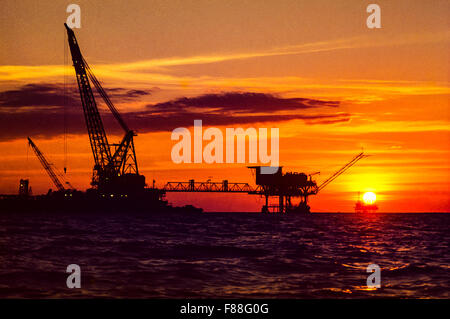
<box><xmin>163</xmin><ymin>180</ymin><xmax>259</xmax><ymax>194</ymax></box>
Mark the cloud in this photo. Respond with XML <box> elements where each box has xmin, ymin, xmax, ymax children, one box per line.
<box><xmin>0</xmin><ymin>83</ymin><xmax>79</xmax><ymax>108</ymax></box>
<box><xmin>97</xmin><ymin>87</ymin><xmax>153</xmax><ymax>101</ymax></box>
<box><xmin>0</xmin><ymin>83</ymin><xmax>152</xmax><ymax>108</ymax></box>
<box><xmin>125</xmin><ymin>111</ymin><xmax>350</xmax><ymax>132</ymax></box>
<box><xmin>2</xmin><ymin>30</ymin><xmax>448</xmax><ymax>82</ymax></box>
<box><xmin>0</xmin><ymin>85</ymin><xmax>346</xmax><ymax>141</ymax></box>
<box><xmin>149</xmin><ymin>92</ymin><xmax>338</xmax><ymax>113</ymax></box>
<box><xmin>89</xmin><ymin>30</ymin><xmax>450</xmax><ymax>72</ymax></box>
<box><xmin>0</xmin><ymin>109</ymin><xmax>350</xmax><ymax>141</ymax></box>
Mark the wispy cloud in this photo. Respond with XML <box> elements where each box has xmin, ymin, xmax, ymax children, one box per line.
<box><xmin>94</xmin><ymin>30</ymin><xmax>450</xmax><ymax>71</ymax></box>
<box><xmin>1</xmin><ymin>30</ymin><xmax>448</xmax><ymax>79</ymax></box>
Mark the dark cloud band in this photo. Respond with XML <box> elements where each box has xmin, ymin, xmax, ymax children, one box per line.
<box><xmin>149</xmin><ymin>92</ymin><xmax>339</xmax><ymax>113</ymax></box>
<box><xmin>0</xmin><ymin>84</ymin><xmax>346</xmax><ymax>141</ymax></box>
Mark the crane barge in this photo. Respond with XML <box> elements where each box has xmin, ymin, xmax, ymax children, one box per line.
<box><xmin>0</xmin><ymin>24</ymin><xmax>200</xmax><ymax>213</ymax></box>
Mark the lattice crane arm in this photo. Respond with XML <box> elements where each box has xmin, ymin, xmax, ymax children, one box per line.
<box><xmin>28</xmin><ymin>137</ymin><xmax>65</xmax><ymax>192</ymax></box>
<box><xmin>317</xmin><ymin>152</ymin><xmax>368</xmax><ymax>192</ymax></box>
<box><xmin>64</xmin><ymin>23</ymin><xmax>112</xmax><ymax>170</ymax></box>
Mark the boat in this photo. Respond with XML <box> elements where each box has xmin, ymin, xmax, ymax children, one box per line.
<box><xmin>354</xmin><ymin>192</ymin><xmax>378</xmax><ymax>213</ymax></box>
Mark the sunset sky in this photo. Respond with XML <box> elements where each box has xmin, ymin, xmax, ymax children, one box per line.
<box><xmin>0</xmin><ymin>0</ymin><xmax>449</xmax><ymax>212</ymax></box>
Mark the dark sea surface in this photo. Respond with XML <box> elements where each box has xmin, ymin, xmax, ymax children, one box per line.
<box><xmin>0</xmin><ymin>211</ymin><xmax>448</xmax><ymax>298</ymax></box>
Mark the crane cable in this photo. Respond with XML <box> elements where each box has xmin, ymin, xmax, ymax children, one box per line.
<box><xmin>82</xmin><ymin>57</ymin><xmax>130</xmax><ymax>133</ymax></box>
<box><xmin>63</xmin><ymin>30</ymin><xmax>68</xmax><ymax>174</ymax></box>
<box><xmin>26</xmin><ymin>140</ymin><xmax>29</xmax><ymax>178</ymax></box>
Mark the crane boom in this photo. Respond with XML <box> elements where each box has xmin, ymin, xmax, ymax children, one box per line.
<box><xmin>64</xmin><ymin>23</ymin><xmax>111</xmax><ymax>173</ymax></box>
<box><xmin>317</xmin><ymin>152</ymin><xmax>368</xmax><ymax>192</ymax></box>
<box><xmin>64</xmin><ymin>23</ymin><xmax>143</xmax><ymax>192</ymax></box>
<box><xmin>28</xmin><ymin>137</ymin><xmax>65</xmax><ymax>192</ymax></box>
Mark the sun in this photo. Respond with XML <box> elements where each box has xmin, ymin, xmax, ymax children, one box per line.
<box><xmin>363</xmin><ymin>192</ymin><xmax>377</xmax><ymax>205</ymax></box>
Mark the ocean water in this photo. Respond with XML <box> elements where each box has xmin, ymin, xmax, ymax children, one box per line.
<box><xmin>0</xmin><ymin>211</ymin><xmax>448</xmax><ymax>298</ymax></box>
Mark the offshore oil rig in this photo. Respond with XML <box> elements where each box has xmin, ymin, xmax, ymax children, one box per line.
<box><xmin>164</xmin><ymin>152</ymin><xmax>367</xmax><ymax>213</ymax></box>
<box><xmin>1</xmin><ymin>24</ymin><xmax>368</xmax><ymax>214</ymax></box>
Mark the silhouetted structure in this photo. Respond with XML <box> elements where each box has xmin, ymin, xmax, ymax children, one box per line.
<box><xmin>18</xmin><ymin>179</ymin><xmax>31</xmax><ymax>197</ymax></box>
<box><xmin>164</xmin><ymin>153</ymin><xmax>368</xmax><ymax>213</ymax></box>
<box><xmin>65</xmin><ymin>23</ymin><xmax>144</xmax><ymax>194</ymax></box>
<box><xmin>0</xmin><ymin>24</ymin><xmax>204</xmax><ymax>214</ymax></box>
<box><xmin>28</xmin><ymin>137</ymin><xmax>69</xmax><ymax>192</ymax></box>
<box><xmin>354</xmin><ymin>192</ymin><xmax>378</xmax><ymax>213</ymax></box>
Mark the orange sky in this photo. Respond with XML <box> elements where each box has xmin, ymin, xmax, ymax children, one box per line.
<box><xmin>0</xmin><ymin>0</ymin><xmax>449</xmax><ymax>212</ymax></box>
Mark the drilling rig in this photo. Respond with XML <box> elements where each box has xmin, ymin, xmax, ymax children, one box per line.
<box><xmin>249</xmin><ymin>152</ymin><xmax>368</xmax><ymax>213</ymax></box>
<box><xmin>163</xmin><ymin>153</ymin><xmax>368</xmax><ymax>213</ymax></box>
<box><xmin>64</xmin><ymin>23</ymin><xmax>145</xmax><ymax>195</ymax></box>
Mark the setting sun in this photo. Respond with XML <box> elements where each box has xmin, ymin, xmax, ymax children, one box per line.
<box><xmin>363</xmin><ymin>192</ymin><xmax>377</xmax><ymax>205</ymax></box>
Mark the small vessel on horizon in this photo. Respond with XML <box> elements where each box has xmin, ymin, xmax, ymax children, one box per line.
<box><xmin>354</xmin><ymin>192</ymin><xmax>378</xmax><ymax>213</ymax></box>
